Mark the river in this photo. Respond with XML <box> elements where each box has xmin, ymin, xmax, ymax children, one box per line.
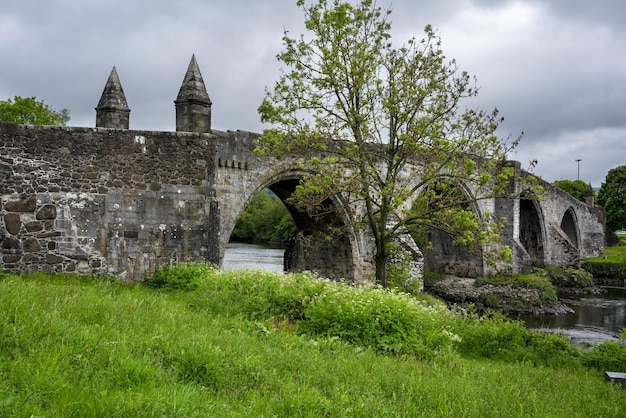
<box><xmin>222</xmin><ymin>242</ymin><xmax>285</xmax><ymax>273</ymax></box>
<box><xmin>223</xmin><ymin>242</ymin><xmax>626</xmax><ymax>346</ymax></box>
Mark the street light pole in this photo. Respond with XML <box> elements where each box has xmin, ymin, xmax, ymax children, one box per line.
<box><xmin>576</xmin><ymin>159</ymin><xmax>582</xmax><ymax>180</ymax></box>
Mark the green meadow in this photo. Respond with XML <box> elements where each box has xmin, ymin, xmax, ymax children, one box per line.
<box><xmin>1</xmin><ymin>264</ymin><xmax>625</xmax><ymax>417</ymax></box>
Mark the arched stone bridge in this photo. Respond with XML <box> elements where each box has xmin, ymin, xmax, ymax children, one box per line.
<box><xmin>0</xmin><ymin>58</ymin><xmax>606</xmax><ymax>281</ymax></box>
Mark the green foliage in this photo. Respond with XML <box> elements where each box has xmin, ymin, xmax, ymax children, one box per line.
<box><xmin>481</xmin><ymin>293</ymin><xmax>501</xmax><ymax>308</ymax></box>
<box><xmin>543</xmin><ymin>267</ymin><xmax>594</xmax><ymax>288</ymax></box>
<box><xmin>422</xmin><ymin>269</ymin><xmax>443</xmax><ymax>287</ymax></box>
<box><xmin>143</xmin><ymin>262</ymin><xmax>215</xmax><ymax>291</ymax></box>
<box><xmin>231</xmin><ymin>189</ymin><xmax>296</xmax><ymax>242</ymax></box>
<box><xmin>580</xmin><ymin>235</ymin><xmax>624</xmax><ymax>280</ymax></box>
<box><xmin>582</xmin><ymin>258</ymin><xmax>626</xmax><ymax>280</ymax></box>
<box><xmin>0</xmin><ymin>95</ymin><xmax>70</xmax><ymax>126</ymax></box>
<box><xmin>301</xmin><ymin>284</ymin><xmax>457</xmax><ymax>357</ymax></box>
<box><xmin>257</xmin><ymin>0</ymin><xmax>519</xmax><ymax>287</ymax></box>
<box><xmin>553</xmin><ymin>179</ymin><xmax>592</xmax><ymax>203</ymax></box>
<box><xmin>582</xmin><ymin>341</ymin><xmax>626</xmax><ymax>371</ymax></box>
<box><xmin>386</xmin><ymin>243</ymin><xmax>421</xmax><ymax>294</ymax></box>
<box><xmin>453</xmin><ymin>312</ymin><xmax>579</xmax><ymax>367</ymax></box>
<box><xmin>0</xmin><ymin>269</ymin><xmax>625</xmax><ymax>416</ymax></box>
<box><xmin>476</xmin><ymin>273</ymin><xmax>557</xmax><ymax>304</ymax></box>
<box><xmin>597</xmin><ymin>165</ymin><xmax>626</xmax><ymax>232</ymax></box>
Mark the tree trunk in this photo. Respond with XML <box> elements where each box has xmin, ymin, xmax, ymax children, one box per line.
<box><xmin>375</xmin><ymin>251</ymin><xmax>388</xmax><ymax>288</ymax></box>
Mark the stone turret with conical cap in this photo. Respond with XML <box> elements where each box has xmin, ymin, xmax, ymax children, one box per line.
<box><xmin>175</xmin><ymin>54</ymin><xmax>212</xmax><ymax>133</ymax></box>
<box><xmin>95</xmin><ymin>66</ymin><xmax>130</xmax><ymax>129</ymax></box>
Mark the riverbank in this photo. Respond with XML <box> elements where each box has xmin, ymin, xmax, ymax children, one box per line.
<box><xmin>425</xmin><ymin>275</ymin><xmax>576</xmax><ymax>315</ymax></box>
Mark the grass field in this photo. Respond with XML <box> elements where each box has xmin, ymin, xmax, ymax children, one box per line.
<box><xmin>0</xmin><ymin>266</ymin><xmax>625</xmax><ymax>417</ymax></box>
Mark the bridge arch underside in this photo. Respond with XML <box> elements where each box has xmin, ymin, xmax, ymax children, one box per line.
<box><xmin>416</xmin><ymin>181</ymin><xmax>485</xmax><ymax>278</ymax></box>
<box><xmin>266</xmin><ymin>179</ymin><xmax>356</xmax><ymax>281</ymax></box>
<box><xmin>519</xmin><ymin>198</ymin><xmax>545</xmax><ymax>267</ymax></box>
<box><xmin>560</xmin><ymin>208</ymin><xmax>579</xmax><ymax>249</ymax></box>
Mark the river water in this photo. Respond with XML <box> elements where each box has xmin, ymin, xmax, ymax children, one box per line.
<box><xmin>222</xmin><ymin>242</ymin><xmax>285</xmax><ymax>273</ymax></box>
<box><xmin>514</xmin><ymin>289</ymin><xmax>626</xmax><ymax>346</ymax></box>
<box><xmin>223</xmin><ymin>242</ymin><xmax>626</xmax><ymax>346</ymax></box>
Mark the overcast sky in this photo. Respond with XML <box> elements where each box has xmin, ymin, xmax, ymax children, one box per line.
<box><xmin>1</xmin><ymin>0</ymin><xmax>624</xmax><ymax>187</ymax></box>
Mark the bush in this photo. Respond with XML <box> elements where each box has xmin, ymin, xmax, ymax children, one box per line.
<box><xmin>143</xmin><ymin>262</ymin><xmax>215</xmax><ymax>291</ymax></box>
<box><xmin>582</xmin><ymin>259</ymin><xmax>626</xmax><ymax>280</ymax></box>
<box><xmin>582</xmin><ymin>341</ymin><xmax>626</xmax><ymax>371</ymax></box>
<box><xmin>453</xmin><ymin>312</ymin><xmax>579</xmax><ymax>367</ymax></box>
<box><xmin>544</xmin><ymin>267</ymin><xmax>594</xmax><ymax>288</ymax></box>
<box><xmin>301</xmin><ymin>284</ymin><xmax>458</xmax><ymax>357</ymax></box>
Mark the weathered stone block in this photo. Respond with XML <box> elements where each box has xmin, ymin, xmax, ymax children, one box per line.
<box><xmin>5</xmin><ymin>197</ymin><xmax>36</xmax><ymax>212</ymax></box>
<box><xmin>4</xmin><ymin>212</ymin><xmax>21</xmax><ymax>235</ymax></box>
<box><xmin>1</xmin><ymin>236</ymin><xmax>21</xmax><ymax>250</ymax></box>
<box><xmin>25</xmin><ymin>221</ymin><xmax>44</xmax><ymax>232</ymax></box>
<box><xmin>23</xmin><ymin>237</ymin><xmax>41</xmax><ymax>252</ymax></box>
<box><xmin>36</xmin><ymin>204</ymin><xmax>57</xmax><ymax>220</ymax></box>
<box><xmin>46</xmin><ymin>254</ymin><xmax>64</xmax><ymax>264</ymax></box>
<box><xmin>3</xmin><ymin>254</ymin><xmax>22</xmax><ymax>263</ymax></box>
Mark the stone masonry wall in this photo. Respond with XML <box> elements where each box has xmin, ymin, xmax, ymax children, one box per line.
<box><xmin>0</xmin><ymin>123</ymin><xmax>218</xmax><ymax>280</ymax></box>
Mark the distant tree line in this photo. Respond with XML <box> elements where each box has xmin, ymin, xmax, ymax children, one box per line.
<box><xmin>231</xmin><ymin>189</ymin><xmax>296</xmax><ymax>243</ymax></box>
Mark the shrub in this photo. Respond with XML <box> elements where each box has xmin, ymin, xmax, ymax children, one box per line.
<box><xmin>453</xmin><ymin>312</ymin><xmax>579</xmax><ymax>367</ymax></box>
<box><xmin>582</xmin><ymin>341</ymin><xmax>626</xmax><ymax>371</ymax></box>
<box><xmin>301</xmin><ymin>284</ymin><xmax>457</xmax><ymax>357</ymax></box>
<box><xmin>481</xmin><ymin>293</ymin><xmax>500</xmax><ymax>308</ymax></box>
<box><xmin>544</xmin><ymin>267</ymin><xmax>594</xmax><ymax>288</ymax></box>
<box><xmin>143</xmin><ymin>262</ymin><xmax>215</xmax><ymax>291</ymax></box>
<box><xmin>581</xmin><ymin>259</ymin><xmax>626</xmax><ymax>280</ymax></box>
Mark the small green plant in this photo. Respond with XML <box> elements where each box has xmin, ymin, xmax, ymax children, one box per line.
<box><xmin>481</xmin><ymin>293</ymin><xmax>500</xmax><ymax>308</ymax></box>
<box><xmin>422</xmin><ymin>270</ymin><xmax>442</xmax><ymax>287</ymax></box>
<box><xmin>143</xmin><ymin>262</ymin><xmax>215</xmax><ymax>290</ymax></box>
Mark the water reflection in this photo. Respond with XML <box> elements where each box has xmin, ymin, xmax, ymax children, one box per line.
<box><xmin>514</xmin><ymin>288</ymin><xmax>626</xmax><ymax>346</ymax></box>
<box><xmin>222</xmin><ymin>242</ymin><xmax>285</xmax><ymax>273</ymax></box>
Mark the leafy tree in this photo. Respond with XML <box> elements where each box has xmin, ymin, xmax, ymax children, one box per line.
<box><xmin>0</xmin><ymin>95</ymin><xmax>70</xmax><ymax>126</ymax></box>
<box><xmin>554</xmin><ymin>179</ymin><xmax>592</xmax><ymax>203</ymax></box>
<box><xmin>597</xmin><ymin>166</ymin><xmax>626</xmax><ymax>232</ymax></box>
<box><xmin>257</xmin><ymin>0</ymin><xmax>519</xmax><ymax>286</ymax></box>
<box><xmin>232</xmin><ymin>189</ymin><xmax>296</xmax><ymax>242</ymax></box>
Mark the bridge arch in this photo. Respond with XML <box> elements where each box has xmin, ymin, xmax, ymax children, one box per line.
<box><xmin>410</xmin><ymin>178</ymin><xmax>486</xmax><ymax>277</ymax></box>
<box><xmin>519</xmin><ymin>196</ymin><xmax>546</xmax><ymax>267</ymax></box>
<box><xmin>560</xmin><ymin>207</ymin><xmax>579</xmax><ymax>249</ymax></box>
<box><xmin>223</xmin><ymin>169</ymin><xmax>360</xmax><ymax>281</ymax></box>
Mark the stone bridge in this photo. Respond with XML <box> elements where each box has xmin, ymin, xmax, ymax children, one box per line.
<box><xmin>0</xmin><ymin>57</ymin><xmax>607</xmax><ymax>281</ymax></box>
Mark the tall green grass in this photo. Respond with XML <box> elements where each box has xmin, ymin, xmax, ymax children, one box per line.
<box><xmin>0</xmin><ymin>267</ymin><xmax>624</xmax><ymax>417</ymax></box>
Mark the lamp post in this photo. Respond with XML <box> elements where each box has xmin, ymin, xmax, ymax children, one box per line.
<box><xmin>576</xmin><ymin>159</ymin><xmax>582</xmax><ymax>180</ymax></box>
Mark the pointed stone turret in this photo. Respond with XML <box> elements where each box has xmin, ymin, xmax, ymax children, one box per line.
<box><xmin>175</xmin><ymin>54</ymin><xmax>212</xmax><ymax>133</ymax></box>
<box><xmin>95</xmin><ymin>67</ymin><xmax>130</xmax><ymax>129</ymax></box>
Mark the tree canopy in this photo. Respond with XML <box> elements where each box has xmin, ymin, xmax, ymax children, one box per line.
<box><xmin>231</xmin><ymin>189</ymin><xmax>296</xmax><ymax>242</ymax></box>
<box><xmin>597</xmin><ymin>165</ymin><xmax>626</xmax><ymax>232</ymax></box>
<box><xmin>257</xmin><ymin>0</ymin><xmax>520</xmax><ymax>286</ymax></box>
<box><xmin>0</xmin><ymin>96</ymin><xmax>70</xmax><ymax>126</ymax></box>
<box><xmin>553</xmin><ymin>179</ymin><xmax>592</xmax><ymax>203</ymax></box>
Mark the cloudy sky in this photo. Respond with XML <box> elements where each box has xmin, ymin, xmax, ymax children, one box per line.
<box><xmin>1</xmin><ymin>0</ymin><xmax>624</xmax><ymax>187</ymax></box>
